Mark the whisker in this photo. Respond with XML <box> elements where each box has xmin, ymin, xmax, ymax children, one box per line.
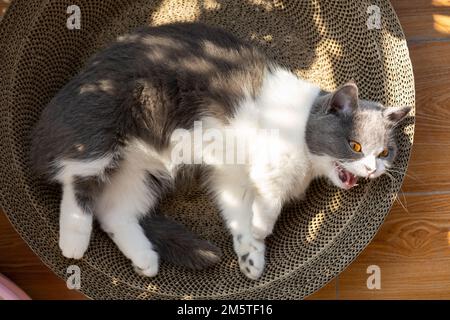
<box><xmin>386</xmin><ymin>167</ymin><xmax>406</xmax><ymax>173</ymax></box>
<box><xmin>384</xmin><ymin>171</ymin><xmax>409</xmax><ymax>213</ymax></box>
<box><xmin>386</xmin><ymin>168</ymin><xmax>423</xmax><ymax>184</ymax></box>
<box><xmin>397</xmin><ymin>188</ymin><xmax>409</xmax><ymax>213</ymax></box>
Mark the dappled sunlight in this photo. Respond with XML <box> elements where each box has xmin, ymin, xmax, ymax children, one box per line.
<box><xmin>147</xmin><ymin>283</ymin><xmax>159</xmax><ymax>291</ymax></box>
<box><xmin>306</xmin><ymin>191</ymin><xmax>342</xmax><ymax>243</ymax></box>
<box><xmin>137</xmin><ymin>292</ymin><xmax>153</xmax><ymax>299</ymax></box>
<box><xmin>248</xmin><ymin>31</ymin><xmax>277</xmax><ymax>50</ymax></box>
<box><xmin>431</xmin><ymin>0</ymin><xmax>450</xmax><ymax>35</ymax></box>
<box><xmin>328</xmin><ymin>191</ymin><xmax>343</xmax><ymax>213</ymax></box>
<box><xmin>79</xmin><ymin>79</ymin><xmax>116</xmax><ymax>95</ymax></box>
<box><xmin>305</xmin><ymin>38</ymin><xmax>343</xmax><ymax>90</ymax></box>
<box><xmin>298</xmin><ymin>3</ymin><xmax>343</xmax><ymax>90</ymax></box>
<box><xmin>179</xmin><ymin>56</ymin><xmax>217</xmax><ymax>73</ymax></box>
<box><xmin>432</xmin><ymin>0</ymin><xmax>450</xmax><ymax>7</ymax></box>
<box><xmin>151</xmin><ymin>0</ymin><xmax>200</xmax><ymax>24</ymax></box>
<box><xmin>246</xmin><ymin>0</ymin><xmax>282</xmax><ymax>11</ymax></box>
<box><xmin>202</xmin><ymin>0</ymin><xmax>222</xmax><ymax>11</ymax></box>
<box><xmin>202</xmin><ymin>40</ymin><xmax>243</xmax><ymax>63</ymax></box>
<box><xmin>307</xmin><ymin>210</ymin><xmax>324</xmax><ymax>243</ymax></box>
<box><xmin>433</xmin><ymin>14</ymin><xmax>450</xmax><ymax>34</ymax></box>
<box><xmin>111</xmin><ymin>277</ymin><xmax>119</xmax><ymax>286</ymax></box>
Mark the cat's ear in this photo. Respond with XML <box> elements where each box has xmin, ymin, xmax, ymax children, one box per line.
<box><xmin>328</xmin><ymin>81</ymin><xmax>359</xmax><ymax>116</ymax></box>
<box><xmin>383</xmin><ymin>106</ymin><xmax>412</xmax><ymax>125</ymax></box>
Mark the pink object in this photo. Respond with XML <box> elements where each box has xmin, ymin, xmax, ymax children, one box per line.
<box><xmin>0</xmin><ymin>273</ymin><xmax>31</xmax><ymax>300</ymax></box>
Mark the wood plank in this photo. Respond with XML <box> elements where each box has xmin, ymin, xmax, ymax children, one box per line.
<box><xmin>337</xmin><ymin>194</ymin><xmax>450</xmax><ymax>299</ymax></box>
<box><xmin>401</xmin><ymin>41</ymin><xmax>450</xmax><ymax>193</ymax></box>
<box><xmin>0</xmin><ymin>211</ymin><xmax>86</xmax><ymax>300</ymax></box>
<box><xmin>391</xmin><ymin>0</ymin><xmax>450</xmax><ymax>41</ymax></box>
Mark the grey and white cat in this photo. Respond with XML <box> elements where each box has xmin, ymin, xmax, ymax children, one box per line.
<box><xmin>31</xmin><ymin>23</ymin><xmax>410</xmax><ymax>280</ymax></box>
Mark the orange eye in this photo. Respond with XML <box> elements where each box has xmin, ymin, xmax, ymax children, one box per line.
<box><xmin>379</xmin><ymin>148</ymin><xmax>389</xmax><ymax>158</ymax></box>
<box><xmin>349</xmin><ymin>141</ymin><xmax>362</xmax><ymax>153</ymax></box>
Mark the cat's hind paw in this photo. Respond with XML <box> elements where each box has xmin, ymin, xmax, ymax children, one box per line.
<box><xmin>251</xmin><ymin>224</ymin><xmax>273</xmax><ymax>241</ymax></box>
<box><xmin>234</xmin><ymin>235</ymin><xmax>266</xmax><ymax>280</ymax></box>
<box><xmin>59</xmin><ymin>229</ymin><xmax>90</xmax><ymax>260</ymax></box>
<box><xmin>133</xmin><ymin>249</ymin><xmax>160</xmax><ymax>277</ymax></box>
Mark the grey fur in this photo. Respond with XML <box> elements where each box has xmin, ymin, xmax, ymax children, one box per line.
<box><xmin>139</xmin><ymin>214</ymin><xmax>222</xmax><ymax>270</ymax></box>
<box><xmin>31</xmin><ymin>22</ymin><xmax>270</xmax><ymax>270</ymax></box>
<box><xmin>306</xmin><ymin>82</ymin><xmax>410</xmax><ymax>164</ymax></box>
<box><xmin>72</xmin><ymin>175</ymin><xmax>105</xmax><ymax>215</ymax></box>
<box><xmin>31</xmin><ymin>22</ymin><xmax>268</xmax><ymax>178</ymax></box>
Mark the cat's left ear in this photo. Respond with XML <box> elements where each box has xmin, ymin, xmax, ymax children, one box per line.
<box><xmin>328</xmin><ymin>81</ymin><xmax>359</xmax><ymax>116</ymax></box>
<box><xmin>383</xmin><ymin>106</ymin><xmax>412</xmax><ymax>125</ymax></box>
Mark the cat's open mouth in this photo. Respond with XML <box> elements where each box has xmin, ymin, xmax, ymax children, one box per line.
<box><xmin>335</xmin><ymin>162</ymin><xmax>358</xmax><ymax>189</ymax></box>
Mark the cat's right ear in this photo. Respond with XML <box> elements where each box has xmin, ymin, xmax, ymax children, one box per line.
<box><xmin>327</xmin><ymin>82</ymin><xmax>359</xmax><ymax>116</ymax></box>
<box><xmin>383</xmin><ymin>106</ymin><xmax>412</xmax><ymax>125</ymax></box>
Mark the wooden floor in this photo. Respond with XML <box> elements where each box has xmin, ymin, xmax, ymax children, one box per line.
<box><xmin>0</xmin><ymin>0</ymin><xmax>449</xmax><ymax>300</ymax></box>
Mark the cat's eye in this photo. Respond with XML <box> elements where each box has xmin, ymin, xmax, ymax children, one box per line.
<box><xmin>379</xmin><ymin>148</ymin><xmax>389</xmax><ymax>158</ymax></box>
<box><xmin>349</xmin><ymin>141</ymin><xmax>362</xmax><ymax>153</ymax></box>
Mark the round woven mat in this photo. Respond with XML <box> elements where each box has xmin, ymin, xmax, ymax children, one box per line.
<box><xmin>0</xmin><ymin>0</ymin><xmax>415</xmax><ymax>299</ymax></box>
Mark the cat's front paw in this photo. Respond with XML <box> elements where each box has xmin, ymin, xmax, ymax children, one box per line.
<box><xmin>234</xmin><ymin>235</ymin><xmax>266</xmax><ymax>280</ymax></box>
<box><xmin>132</xmin><ymin>249</ymin><xmax>160</xmax><ymax>277</ymax></box>
<box><xmin>59</xmin><ymin>229</ymin><xmax>91</xmax><ymax>259</ymax></box>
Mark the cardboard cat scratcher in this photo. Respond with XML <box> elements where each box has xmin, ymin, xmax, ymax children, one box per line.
<box><xmin>0</xmin><ymin>0</ymin><xmax>415</xmax><ymax>299</ymax></box>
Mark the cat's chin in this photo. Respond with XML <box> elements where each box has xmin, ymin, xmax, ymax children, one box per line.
<box><xmin>332</xmin><ymin>162</ymin><xmax>358</xmax><ymax>190</ymax></box>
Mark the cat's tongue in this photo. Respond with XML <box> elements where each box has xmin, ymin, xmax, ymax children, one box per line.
<box><xmin>338</xmin><ymin>168</ymin><xmax>358</xmax><ymax>189</ymax></box>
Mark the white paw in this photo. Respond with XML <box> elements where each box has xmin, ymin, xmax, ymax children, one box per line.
<box><xmin>251</xmin><ymin>200</ymin><xmax>279</xmax><ymax>240</ymax></box>
<box><xmin>59</xmin><ymin>228</ymin><xmax>91</xmax><ymax>259</ymax></box>
<box><xmin>251</xmin><ymin>223</ymin><xmax>273</xmax><ymax>241</ymax></box>
<box><xmin>132</xmin><ymin>249</ymin><xmax>160</xmax><ymax>277</ymax></box>
<box><xmin>234</xmin><ymin>235</ymin><xmax>266</xmax><ymax>280</ymax></box>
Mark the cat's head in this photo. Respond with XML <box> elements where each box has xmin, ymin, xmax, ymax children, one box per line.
<box><xmin>306</xmin><ymin>82</ymin><xmax>411</xmax><ymax>190</ymax></box>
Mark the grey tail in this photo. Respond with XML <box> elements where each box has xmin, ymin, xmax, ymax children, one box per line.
<box><xmin>139</xmin><ymin>213</ymin><xmax>222</xmax><ymax>270</ymax></box>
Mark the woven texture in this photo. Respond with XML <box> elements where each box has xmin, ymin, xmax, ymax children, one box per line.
<box><xmin>0</xmin><ymin>0</ymin><xmax>415</xmax><ymax>299</ymax></box>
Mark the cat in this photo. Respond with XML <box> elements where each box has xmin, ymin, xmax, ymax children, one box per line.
<box><xmin>31</xmin><ymin>22</ymin><xmax>411</xmax><ymax>280</ymax></box>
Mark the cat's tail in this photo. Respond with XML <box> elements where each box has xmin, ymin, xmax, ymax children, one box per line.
<box><xmin>139</xmin><ymin>213</ymin><xmax>222</xmax><ymax>270</ymax></box>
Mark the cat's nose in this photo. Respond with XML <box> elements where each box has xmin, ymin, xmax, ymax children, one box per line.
<box><xmin>365</xmin><ymin>166</ymin><xmax>376</xmax><ymax>175</ymax></box>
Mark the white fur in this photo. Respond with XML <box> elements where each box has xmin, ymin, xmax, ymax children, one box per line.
<box><xmin>59</xmin><ymin>180</ymin><xmax>93</xmax><ymax>259</ymax></box>
<box><xmin>205</xmin><ymin>68</ymin><xmax>321</xmax><ymax>278</ymax></box>
<box><xmin>344</xmin><ymin>149</ymin><xmax>387</xmax><ymax>179</ymax></box>
<box><xmin>55</xmin><ymin>67</ymin><xmax>323</xmax><ymax>280</ymax></box>
<box><xmin>94</xmin><ymin>140</ymin><xmax>174</xmax><ymax>277</ymax></box>
<box><xmin>57</xmin><ymin>141</ymin><xmax>170</xmax><ymax>275</ymax></box>
<box><xmin>56</xmin><ymin>156</ymin><xmax>113</xmax><ymax>259</ymax></box>
<box><xmin>56</xmin><ymin>155</ymin><xmax>113</xmax><ymax>183</ymax></box>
